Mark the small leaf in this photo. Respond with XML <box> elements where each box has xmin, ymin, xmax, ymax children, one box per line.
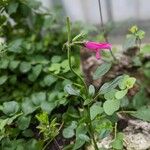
<box><xmin>51</xmin><ymin>55</ymin><xmax>61</xmax><ymax>63</ymax></box>
<box><xmin>22</xmin><ymin>99</ymin><xmax>37</xmax><ymax>115</ymax></box>
<box><xmin>72</xmin><ymin>32</ymin><xmax>87</xmax><ymax>42</ymax></box>
<box><xmin>63</xmin><ymin>121</ymin><xmax>77</xmax><ymax>138</ymax></box>
<box><xmin>88</xmin><ymin>85</ymin><xmax>95</xmax><ymax>97</ymax></box>
<box><xmin>99</xmin><ymin>75</ymin><xmax>124</xmax><ymax>94</ymax></box>
<box><xmin>9</xmin><ymin>60</ymin><xmax>20</xmax><ymax>70</ymax></box>
<box><xmin>123</xmin><ymin>35</ymin><xmax>136</xmax><ymax>50</ymax></box>
<box><xmin>8</xmin><ymin>39</ymin><xmax>23</xmax><ymax>53</ymax></box>
<box><xmin>7</xmin><ymin>2</ymin><xmax>18</xmax><ymax>14</ymax></box>
<box><xmin>17</xmin><ymin>116</ymin><xmax>31</xmax><ymax>130</ymax></box>
<box><xmin>43</xmin><ymin>75</ymin><xmax>57</xmax><ymax>86</ymax></box>
<box><xmin>0</xmin><ymin>75</ymin><xmax>8</xmax><ymax>85</ymax></box>
<box><xmin>64</xmin><ymin>84</ymin><xmax>80</xmax><ymax>96</ymax></box>
<box><xmin>126</xmin><ymin>77</ymin><xmax>136</xmax><ymax>89</ymax></box>
<box><xmin>112</xmin><ymin>132</ymin><xmax>124</xmax><ymax>150</ymax></box>
<box><xmin>28</xmin><ymin>64</ymin><xmax>42</xmax><ymax>81</ymax></box>
<box><xmin>104</xmin><ymin>89</ymin><xmax>118</xmax><ymax>101</ymax></box>
<box><xmin>93</xmin><ymin>63</ymin><xmax>112</xmax><ymax>80</ymax></box>
<box><xmin>103</xmin><ymin>100</ymin><xmax>120</xmax><ymax>115</ymax></box>
<box><xmin>129</xmin><ymin>25</ymin><xmax>138</xmax><ymax>33</ymax></box>
<box><xmin>0</xmin><ymin>59</ymin><xmax>9</xmax><ymax>69</ymax></box>
<box><xmin>90</xmin><ymin>102</ymin><xmax>103</xmax><ymax>120</ymax></box>
<box><xmin>19</xmin><ymin>61</ymin><xmax>31</xmax><ymax>73</ymax></box>
<box><xmin>78</xmin><ymin>134</ymin><xmax>90</xmax><ymax>142</ymax></box>
<box><xmin>40</xmin><ymin>101</ymin><xmax>56</xmax><ymax>114</ymax></box>
<box><xmin>132</xmin><ymin>107</ymin><xmax>150</xmax><ymax>122</ymax></box>
<box><xmin>2</xmin><ymin>101</ymin><xmax>19</xmax><ymax>116</ymax></box>
<box><xmin>115</xmin><ymin>89</ymin><xmax>128</xmax><ymax>100</ymax></box>
<box><xmin>31</xmin><ymin>92</ymin><xmax>46</xmax><ymax>106</ymax></box>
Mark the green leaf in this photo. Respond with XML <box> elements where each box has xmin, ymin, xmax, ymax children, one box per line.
<box><xmin>72</xmin><ymin>32</ymin><xmax>87</xmax><ymax>42</ymax></box>
<box><xmin>22</xmin><ymin>129</ymin><xmax>34</xmax><ymax>137</ymax></box>
<box><xmin>8</xmin><ymin>39</ymin><xmax>23</xmax><ymax>53</ymax></box>
<box><xmin>19</xmin><ymin>61</ymin><xmax>31</xmax><ymax>73</ymax></box>
<box><xmin>51</xmin><ymin>55</ymin><xmax>61</xmax><ymax>63</ymax></box>
<box><xmin>0</xmin><ymin>75</ymin><xmax>8</xmax><ymax>85</ymax></box>
<box><xmin>126</xmin><ymin>77</ymin><xmax>136</xmax><ymax>89</ymax></box>
<box><xmin>132</xmin><ymin>88</ymin><xmax>148</xmax><ymax>109</ymax></box>
<box><xmin>99</xmin><ymin>75</ymin><xmax>124</xmax><ymax>94</ymax></box>
<box><xmin>0</xmin><ymin>114</ymin><xmax>21</xmax><ymax>131</ymax></box>
<box><xmin>40</xmin><ymin>101</ymin><xmax>56</xmax><ymax>114</ymax></box>
<box><xmin>63</xmin><ymin>127</ymin><xmax>75</xmax><ymax>139</ymax></box>
<box><xmin>90</xmin><ymin>102</ymin><xmax>103</xmax><ymax>120</ymax></box>
<box><xmin>136</xmin><ymin>30</ymin><xmax>145</xmax><ymax>39</ymax></box>
<box><xmin>43</xmin><ymin>75</ymin><xmax>57</xmax><ymax>86</ymax></box>
<box><xmin>7</xmin><ymin>2</ymin><xmax>18</xmax><ymax>14</ymax></box>
<box><xmin>132</xmin><ymin>107</ymin><xmax>150</xmax><ymax>122</ymax></box>
<box><xmin>78</xmin><ymin>134</ymin><xmax>90</xmax><ymax>142</ymax></box>
<box><xmin>24</xmin><ymin>0</ymin><xmax>41</xmax><ymax>9</ymax></box>
<box><xmin>49</xmin><ymin>63</ymin><xmax>61</xmax><ymax>74</ymax></box>
<box><xmin>93</xmin><ymin>63</ymin><xmax>112</xmax><ymax>80</ymax></box>
<box><xmin>129</xmin><ymin>25</ymin><xmax>138</xmax><ymax>33</ymax></box>
<box><xmin>9</xmin><ymin>60</ymin><xmax>20</xmax><ymax>70</ymax></box>
<box><xmin>112</xmin><ymin>133</ymin><xmax>124</xmax><ymax>150</ymax></box>
<box><xmin>17</xmin><ymin>116</ymin><xmax>31</xmax><ymax>130</ymax></box>
<box><xmin>123</xmin><ymin>35</ymin><xmax>136</xmax><ymax>50</ymax></box>
<box><xmin>36</xmin><ymin>112</ymin><xmax>49</xmax><ymax>124</ymax></box>
<box><xmin>104</xmin><ymin>89</ymin><xmax>118</xmax><ymax>101</ymax></box>
<box><xmin>64</xmin><ymin>84</ymin><xmax>80</xmax><ymax>96</ymax></box>
<box><xmin>115</xmin><ymin>89</ymin><xmax>128</xmax><ymax>100</ymax></box>
<box><xmin>141</xmin><ymin>45</ymin><xmax>150</xmax><ymax>54</ymax></box>
<box><xmin>0</xmin><ymin>58</ymin><xmax>9</xmax><ymax>69</ymax></box>
<box><xmin>73</xmin><ymin>123</ymin><xmax>87</xmax><ymax>150</ymax></box>
<box><xmin>61</xmin><ymin>60</ymin><xmax>70</xmax><ymax>73</ymax></box>
<box><xmin>119</xmin><ymin>75</ymin><xmax>136</xmax><ymax>90</ymax></box>
<box><xmin>88</xmin><ymin>85</ymin><xmax>95</xmax><ymax>97</ymax></box>
<box><xmin>25</xmin><ymin>139</ymin><xmax>43</xmax><ymax>150</ymax></box>
<box><xmin>0</xmin><ymin>118</ymin><xmax>9</xmax><ymax>130</ymax></box>
<box><xmin>22</xmin><ymin>99</ymin><xmax>37</xmax><ymax>115</ymax></box>
<box><xmin>103</xmin><ymin>100</ymin><xmax>120</xmax><ymax>115</ymax></box>
<box><xmin>2</xmin><ymin>101</ymin><xmax>19</xmax><ymax>116</ymax></box>
<box><xmin>31</xmin><ymin>92</ymin><xmax>46</xmax><ymax>106</ymax></box>
<box><xmin>28</xmin><ymin>64</ymin><xmax>42</xmax><ymax>81</ymax></box>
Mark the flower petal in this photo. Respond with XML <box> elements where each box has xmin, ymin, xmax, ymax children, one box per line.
<box><xmin>96</xmin><ymin>51</ymin><xmax>100</xmax><ymax>59</ymax></box>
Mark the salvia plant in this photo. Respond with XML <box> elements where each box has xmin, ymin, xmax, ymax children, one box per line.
<box><xmin>61</xmin><ymin>17</ymin><xmax>137</xmax><ymax>150</ymax></box>
<box><xmin>0</xmin><ymin>0</ymin><xmax>150</xmax><ymax>150</ymax></box>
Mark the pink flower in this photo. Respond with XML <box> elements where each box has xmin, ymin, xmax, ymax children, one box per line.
<box><xmin>84</xmin><ymin>41</ymin><xmax>112</xmax><ymax>59</ymax></box>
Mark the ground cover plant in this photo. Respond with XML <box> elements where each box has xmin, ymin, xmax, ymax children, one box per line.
<box><xmin>0</xmin><ymin>0</ymin><xmax>150</xmax><ymax>150</ymax></box>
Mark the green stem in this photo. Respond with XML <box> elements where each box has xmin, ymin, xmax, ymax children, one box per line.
<box><xmin>67</xmin><ymin>46</ymin><xmax>88</xmax><ymax>93</ymax></box>
<box><xmin>87</xmin><ymin>105</ymin><xmax>99</xmax><ymax>150</ymax></box>
<box><xmin>66</xmin><ymin>17</ymin><xmax>98</xmax><ymax>150</ymax></box>
<box><xmin>66</xmin><ymin>17</ymin><xmax>71</xmax><ymax>43</ymax></box>
<box><xmin>42</xmin><ymin>140</ymin><xmax>52</xmax><ymax>150</ymax></box>
<box><xmin>118</xmin><ymin>110</ymin><xmax>136</xmax><ymax>114</ymax></box>
<box><xmin>109</xmin><ymin>49</ymin><xmax>117</xmax><ymax>62</ymax></box>
<box><xmin>66</xmin><ymin>17</ymin><xmax>88</xmax><ymax>93</ymax></box>
<box><xmin>114</xmin><ymin>123</ymin><xmax>117</xmax><ymax>139</ymax></box>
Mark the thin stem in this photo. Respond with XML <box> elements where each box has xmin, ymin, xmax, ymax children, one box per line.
<box><xmin>98</xmin><ymin>0</ymin><xmax>105</xmax><ymax>34</ymax></box>
<box><xmin>114</xmin><ymin>123</ymin><xmax>117</xmax><ymax>139</ymax></box>
<box><xmin>66</xmin><ymin>17</ymin><xmax>98</xmax><ymax>150</ymax></box>
<box><xmin>42</xmin><ymin>140</ymin><xmax>52</xmax><ymax>150</ymax></box>
<box><xmin>50</xmin><ymin>73</ymin><xmax>83</xmax><ymax>88</ymax></box>
<box><xmin>67</xmin><ymin>46</ymin><xmax>88</xmax><ymax>93</ymax></box>
<box><xmin>118</xmin><ymin>110</ymin><xmax>136</xmax><ymax>114</ymax></box>
<box><xmin>87</xmin><ymin>105</ymin><xmax>99</xmax><ymax>150</ymax></box>
<box><xmin>66</xmin><ymin>17</ymin><xmax>71</xmax><ymax>43</ymax></box>
<box><xmin>109</xmin><ymin>49</ymin><xmax>117</xmax><ymax>61</ymax></box>
<box><xmin>54</xmin><ymin>138</ymin><xmax>61</xmax><ymax>150</ymax></box>
<box><xmin>98</xmin><ymin>0</ymin><xmax>117</xmax><ymax>62</ymax></box>
<box><xmin>66</xmin><ymin>17</ymin><xmax>88</xmax><ymax>93</ymax></box>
